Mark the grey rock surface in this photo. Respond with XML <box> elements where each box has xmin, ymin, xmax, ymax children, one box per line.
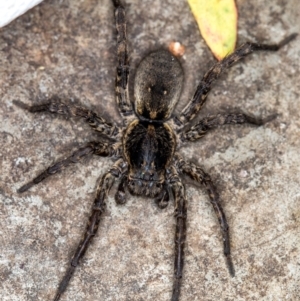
<box><xmin>1</xmin><ymin>0</ymin><xmax>299</xmax><ymax>300</ymax></box>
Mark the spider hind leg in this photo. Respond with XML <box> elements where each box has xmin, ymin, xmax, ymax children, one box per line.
<box><xmin>53</xmin><ymin>159</ymin><xmax>126</xmax><ymax>301</ymax></box>
<box><xmin>175</xmin><ymin>155</ymin><xmax>235</xmax><ymax>277</ymax></box>
<box><xmin>167</xmin><ymin>166</ymin><xmax>187</xmax><ymax>301</ymax></box>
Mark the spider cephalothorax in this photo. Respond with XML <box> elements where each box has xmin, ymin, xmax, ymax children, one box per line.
<box><xmin>124</xmin><ymin>119</ymin><xmax>176</xmax><ymax>198</ymax></box>
<box><xmin>16</xmin><ymin>0</ymin><xmax>296</xmax><ymax>300</ymax></box>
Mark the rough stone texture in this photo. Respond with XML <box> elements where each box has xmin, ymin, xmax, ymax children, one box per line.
<box><xmin>1</xmin><ymin>0</ymin><xmax>299</xmax><ymax>301</ymax></box>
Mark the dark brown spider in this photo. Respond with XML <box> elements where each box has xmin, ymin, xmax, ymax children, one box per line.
<box><xmin>15</xmin><ymin>0</ymin><xmax>297</xmax><ymax>300</ymax></box>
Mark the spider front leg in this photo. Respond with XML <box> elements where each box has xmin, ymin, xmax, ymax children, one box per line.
<box><xmin>174</xmin><ymin>33</ymin><xmax>297</xmax><ymax>127</ymax></box>
<box><xmin>18</xmin><ymin>141</ymin><xmax>121</xmax><ymax>193</ymax></box>
<box><xmin>53</xmin><ymin>159</ymin><xmax>127</xmax><ymax>301</ymax></box>
<box><xmin>112</xmin><ymin>0</ymin><xmax>133</xmax><ymax>120</ymax></box>
<box><xmin>181</xmin><ymin>112</ymin><xmax>276</xmax><ymax>142</ymax></box>
<box><xmin>175</xmin><ymin>155</ymin><xmax>235</xmax><ymax>277</ymax></box>
<box><xmin>167</xmin><ymin>166</ymin><xmax>187</xmax><ymax>301</ymax></box>
<box><xmin>13</xmin><ymin>98</ymin><xmax>120</xmax><ymax>139</ymax></box>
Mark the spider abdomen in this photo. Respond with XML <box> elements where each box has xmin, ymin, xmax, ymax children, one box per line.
<box><xmin>124</xmin><ymin>120</ymin><xmax>175</xmax><ymax>196</ymax></box>
<box><xmin>134</xmin><ymin>50</ymin><xmax>184</xmax><ymax>121</ymax></box>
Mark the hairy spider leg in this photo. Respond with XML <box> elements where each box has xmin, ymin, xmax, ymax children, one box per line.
<box><xmin>13</xmin><ymin>98</ymin><xmax>120</xmax><ymax>139</ymax></box>
<box><xmin>181</xmin><ymin>113</ymin><xmax>277</xmax><ymax>142</ymax></box>
<box><xmin>174</xmin><ymin>33</ymin><xmax>297</xmax><ymax>128</ymax></box>
<box><xmin>112</xmin><ymin>0</ymin><xmax>133</xmax><ymax>120</ymax></box>
<box><xmin>175</xmin><ymin>155</ymin><xmax>235</xmax><ymax>277</ymax></box>
<box><xmin>18</xmin><ymin>141</ymin><xmax>121</xmax><ymax>193</ymax></box>
<box><xmin>53</xmin><ymin>159</ymin><xmax>127</xmax><ymax>301</ymax></box>
<box><xmin>167</xmin><ymin>166</ymin><xmax>187</xmax><ymax>301</ymax></box>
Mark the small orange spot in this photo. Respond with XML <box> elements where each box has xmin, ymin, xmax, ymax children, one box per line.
<box><xmin>168</xmin><ymin>41</ymin><xmax>185</xmax><ymax>57</ymax></box>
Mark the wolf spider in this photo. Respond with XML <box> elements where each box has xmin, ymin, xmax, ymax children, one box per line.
<box><xmin>15</xmin><ymin>0</ymin><xmax>297</xmax><ymax>300</ymax></box>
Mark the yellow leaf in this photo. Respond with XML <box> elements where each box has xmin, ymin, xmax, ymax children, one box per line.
<box><xmin>187</xmin><ymin>0</ymin><xmax>237</xmax><ymax>60</ymax></box>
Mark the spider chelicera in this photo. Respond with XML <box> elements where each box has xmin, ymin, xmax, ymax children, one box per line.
<box><xmin>15</xmin><ymin>0</ymin><xmax>297</xmax><ymax>300</ymax></box>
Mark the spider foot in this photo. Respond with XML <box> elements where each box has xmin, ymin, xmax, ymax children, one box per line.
<box><xmin>226</xmin><ymin>254</ymin><xmax>235</xmax><ymax>277</ymax></box>
<box><xmin>244</xmin><ymin>113</ymin><xmax>278</xmax><ymax>126</ymax></box>
<box><xmin>53</xmin><ymin>293</ymin><xmax>61</xmax><ymax>301</ymax></box>
<box><xmin>53</xmin><ymin>265</ymin><xmax>76</xmax><ymax>301</ymax></box>
<box><xmin>278</xmin><ymin>33</ymin><xmax>298</xmax><ymax>48</ymax></box>
<box><xmin>13</xmin><ymin>99</ymin><xmax>51</xmax><ymax>113</ymax></box>
<box><xmin>171</xmin><ymin>278</ymin><xmax>181</xmax><ymax>301</ymax></box>
<box><xmin>261</xmin><ymin>113</ymin><xmax>278</xmax><ymax>124</ymax></box>
<box><xmin>13</xmin><ymin>99</ymin><xmax>30</xmax><ymax>111</ymax></box>
<box><xmin>18</xmin><ymin>182</ymin><xmax>34</xmax><ymax>193</ymax></box>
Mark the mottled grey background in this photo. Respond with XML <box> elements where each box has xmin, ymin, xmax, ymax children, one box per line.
<box><xmin>0</xmin><ymin>0</ymin><xmax>299</xmax><ymax>300</ymax></box>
